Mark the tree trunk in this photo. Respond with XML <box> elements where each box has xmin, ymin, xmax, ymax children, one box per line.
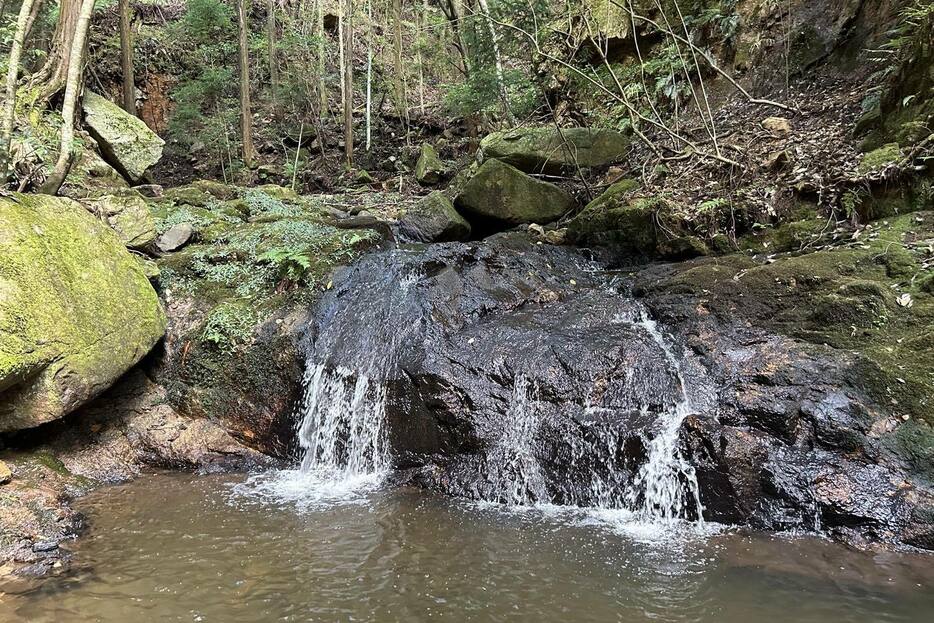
<box><xmin>119</xmin><ymin>0</ymin><xmax>136</xmax><ymax>115</ymax></box>
<box><xmin>439</xmin><ymin>0</ymin><xmax>470</xmax><ymax>78</ymax></box>
<box><xmin>33</xmin><ymin>0</ymin><xmax>81</xmax><ymax>102</ymax></box>
<box><xmin>365</xmin><ymin>0</ymin><xmax>372</xmax><ymax>151</ymax></box>
<box><xmin>392</xmin><ymin>0</ymin><xmax>406</xmax><ymax>121</ymax></box>
<box><xmin>477</xmin><ymin>0</ymin><xmax>513</xmax><ymax>125</ymax></box>
<box><xmin>0</xmin><ymin>0</ymin><xmax>38</xmax><ymax>182</ymax></box>
<box><xmin>40</xmin><ymin>0</ymin><xmax>95</xmax><ymax>195</ymax></box>
<box><xmin>239</xmin><ymin>0</ymin><xmax>256</xmax><ymax>168</ymax></box>
<box><xmin>317</xmin><ymin>0</ymin><xmax>327</xmax><ymax>114</ymax></box>
<box><xmin>342</xmin><ymin>0</ymin><xmax>353</xmax><ymax>168</ymax></box>
<box><xmin>267</xmin><ymin>0</ymin><xmax>278</xmax><ymax>93</ymax></box>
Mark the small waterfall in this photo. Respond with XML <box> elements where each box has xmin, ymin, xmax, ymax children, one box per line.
<box><xmin>295</xmin><ymin>365</ymin><xmax>390</xmax><ymax>480</ymax></box>
<box><xmin>486</xmin><ymin>376</ymin><xmax>548</xmax><ymax>505</ymax></box>
<box><xmin>487</xmin><ymin>311</ymin><xmax>704</xmax><ymax>526</ymax></box>
<box><xmin>629</xmin><ymin>313</ymin><xmax>704</xmax><ymax>523</ymax></box>
<box><xmin>292</xmin><ymin>260</ymin><xmax>422</xmax><ymax>487</ymax></box>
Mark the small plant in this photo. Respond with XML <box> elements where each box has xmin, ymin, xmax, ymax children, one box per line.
<box><xmin>257</xmin><ymin>247</ymin><xmax>314</xmax><ymax>283</ymax></box>
<box><xmin>200</xmin><ymin>302</ymin><xmax>257</xmax><ymax>352</ymax></box>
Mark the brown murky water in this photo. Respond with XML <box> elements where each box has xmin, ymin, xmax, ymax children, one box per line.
<box><xmin>1</xmin><ymin>471</ymin><xmax>932</xmax><ymax>622</ymax></box>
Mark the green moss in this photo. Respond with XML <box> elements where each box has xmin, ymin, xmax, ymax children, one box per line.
<box><xmin>0</xmin><ymin>194</ymin><xmax>167</xmax><ymax>431</ymax></box>
<box><xmin>858</xmin><ymin>143</ymin><xmax>902</xmax><ymax>175</ymax></box>
<box><xmin>738</xmin><ymin>218</ymin><xmax>830</xmax><ymax>254</ymax></box>
<box><xmin>884</xmin><ymin>420</ymin><xmax>934</xmax><ymax>485</ymax></box>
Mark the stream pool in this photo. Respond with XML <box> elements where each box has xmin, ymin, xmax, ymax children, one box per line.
<box><xmin>1</xmin><ymin>471</ymin><xmax>932</xmax><ymax>622</ymax></box>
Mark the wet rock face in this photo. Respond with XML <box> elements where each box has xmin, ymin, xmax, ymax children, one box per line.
<box><xmin>308</xmin><ymin>232</ymin><xmax>934</xmax><ymax>548</ymax></box>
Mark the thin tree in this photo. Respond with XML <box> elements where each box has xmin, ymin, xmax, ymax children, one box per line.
<box><xmin>317</xmin><ymin>0</ymin><xmax>327</xmax><ymax>114</ymax></box>
<box><xmin>239</xmin><ymin>0</ymin><xmax>256</xmax><ymax>168</ymax></box>
<box><xmin>119</xmin><ymin>0</ymin><xmax>136</xmax><ymax>115</ymax></box>
<box><xmin>392</xmin><ymin>0</ymin><xmax>408</xmax><ymax>126</ymax></box>
<box><xmin>40</xmin><ymin>0</ymin><xmax>96</xmax><ymax>195</ymax></box>
<box><xmin>267</xmin><ymin>0</ymin><xmax>279</xmax><ymax>94</ymax></box>
<box><xmin>476</xmin><ymin>0</ymin><xmax>513</xmax><ymax>125</ymax></box>
<box><xmin>342</xmin><ymin>0</ymin><xmax>354</xmax><ymax>167</ymax></box>
<box><xmin>0</xmin><ymin>0</ymin><xmax>38</xmax><ymax>182</ymax></box>
<box><xmin>365</xmin><ymin>0</ymin><xmax>373</xmax><ymax>151</ymax></box>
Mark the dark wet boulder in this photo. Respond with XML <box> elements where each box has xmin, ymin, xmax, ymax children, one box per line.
<box><xmin>399</xmin><ymin>191</ymin><xmax>471</xmax><ymax>242</ymax></box>
<box><xmin>480</xmin><ymin>126</ymin><xmax>629</xmax><ymax>174</ymax></box>
<box><xmin>455</xmin><ymin>159</ymin><xmax>575</xmax><ymax>229</ymax></box>
<box><xmin>304</xmin><ymin>229</ymin><xmax>934</xmax><ymax>549</ymax></box>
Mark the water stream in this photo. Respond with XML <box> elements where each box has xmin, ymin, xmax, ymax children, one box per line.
<box><xmin>2</xmin><ymin>473</ymin><xmax>932</xmax><ymax>623</ymax></box>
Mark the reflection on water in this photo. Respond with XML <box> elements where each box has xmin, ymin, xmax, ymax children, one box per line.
<box><xmin>1</xmin><ymin>472</ymin><xmax>932</xmax><ymax>623</ymax></box>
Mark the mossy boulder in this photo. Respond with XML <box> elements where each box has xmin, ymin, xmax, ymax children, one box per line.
<box><xmin>256</xmin><ymin>184</ymin><xmax>299</xmax><ymax>202</ymax></box>
<box><xmin>566</xmin><ymin>179</ymin><xmax>696</xmax><ymax>258</ymax></box>
<box><xmin>86</xmin><ymin>190</ymin><xmax>157</xmax><ymax>249</ymax></box>
<box><xmin>858</xmin><ymin>143</ymin><xmax>902</xmax><ymax>175</ymax></box>
<box><xmin>455</xmin><ymin>159</ymin><xmax>575</xmax><ymax>228</ymax></box>
<box><xmin>152</xmin><ymin>211</ymin><xmax>382</xmax><ymax>455</ymax></box>
<box><xmin>81</xmin><ymin>92</ymin><xmax>165</xmax><ymax>183</ymax></box>
<box><xmin>0</xmin><ymin>194</ymin><xmax>167</xmax><ymax>431</ymax></box>
<box><xmin>415</xmin><ymin>144</ymin><xmax>445</xmax><ymax>185</ymax></box>
<box><xmin>480</xmin><ymin>126</ymin><xmax>629</xmax><ymax>174</ymax></box>
<box><xmin>399</xmin><ymin>191</ymin><xmax>471</xmax><ymax>242</ymax></box>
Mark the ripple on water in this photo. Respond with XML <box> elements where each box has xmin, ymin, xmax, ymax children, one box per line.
<box><xmin>229</xmin><ymin>467</ymin><xmax>387</xmax><ymax>511</ymax></box>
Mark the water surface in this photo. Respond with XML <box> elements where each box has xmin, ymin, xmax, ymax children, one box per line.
<box><xmin>1</xmin><ymin>472</ymin><xmax>932</xmax><ymax>622</ymax></box>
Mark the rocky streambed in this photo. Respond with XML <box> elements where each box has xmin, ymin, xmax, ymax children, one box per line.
<box><xmin>2</xmin><ymin>180</ymin><xmax>933</xmax><ymax>582</ymax></box>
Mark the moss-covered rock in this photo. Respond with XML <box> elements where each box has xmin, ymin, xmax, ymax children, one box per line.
<box><xmin>0</xmin><ymin>194</ymin><xmax>167</xmax><ymax>431</ymax></box>
<box><xmin>480</xmin><ymin>126</ymin><xmax>629</xmax><ymax>174</ymax></box>
<box><xmin>566</xmin><ymin>179</ymin><xmax>697</xmax><ymax>258</ymax></box>
<box><xmin>455</xmin><ymin>158</ymin><xmax>575</xmax><ymax>227</ymax></box>
<box><xmin>638</xmin><ymin>211</ymin><xmax>934</xmax><ymax>437</ymax></box>
<box><xmin>81</xmin><ymin>92</ymin><xmax>165</xmax><ymax>183</ymax></box>
<box><xmin>151</xmin><ymin>188</ymin><xmax>383</xmax><ymax>455</ymax></box>
<box><xmin>858</xmin><ymin>143</ymin><xmax>903</xmax><ymax>174</ymax></box>
<box><xmin>415</xmin><ymin>143</ymin><xmax>445</xmax><ymax>185</ymax></box>
<box><xmin>399</xmin><ymin>191</ymin><xmax>471</xmax><ymax>242</ymax></box>
<box><xmin>86</xmin><ymin>190</ymin><xmax>157</xmax><ymax>249</ymax></box>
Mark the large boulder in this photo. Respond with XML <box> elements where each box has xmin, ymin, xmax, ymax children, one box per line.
<box><xmin>0</xmin><ymin>194</ymin><xmax>167</xmax><ymax>431</ymax></box>
<box><xmin>415</xmin><ymin>144</ymin><xmax>445</xmax><ymax>185</ymax></box>
<box><xmin>399</xmin><ymin>191</ymin><xmax>471</xmax><ymax>242</ymax></box>
<box><xmin>81</xmin><ymin>91</ymin><xmax>165</xmax><ymax>183</ymax></box>
<box><xmin>86</xmin><ymin>190</ymin><xmax>157</xmax><ymax>249</ymax></box>
<box><xmin>455</xmin><ymin>159</ymin><xmax>575</xmax><ymax>228</ymax></box>
<box><xmin>480</xmin><ymin>126</ymin><xmax>629</xmax><ymax>173</ymax></box>
<box><xmin>566</xmin><ymin>178</ymin><xmax>704</xmax><ymax>259</ymax></box>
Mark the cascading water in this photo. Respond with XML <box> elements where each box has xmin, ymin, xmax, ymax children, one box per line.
<box><xmin>295</xmin><ymin>364</ymin><xmax>390</xmax><ymax>480</ymax></box>
<box><xmin>485</xmin><ymin>375</ymin><xmax>548</xmax><ymax>505</ymax></box>
<box><xmin>485</xmin><ymin>309</ymin><xmax>705</xmax><ymax>526</ymax></box>
<box><xmin>238</xmin><ymin>255</ymin><xmax>423</xmax><ymax>505</ymax></box>
<box><xmin>629</xmin><ymin>313</ymin><xmax>705</xmax><ymax>524</ymax></box>
<box><xmin>244</xmin><ymin>239</ymin><xmax>707</xmax><ymax>526</ymax></box>
<box><xmin>291</xmin><ymin>265</ymin><xmax>422</xmax><ymax>486</ymax></box>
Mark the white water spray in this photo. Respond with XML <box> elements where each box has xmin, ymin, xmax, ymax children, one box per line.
<box><xmin>630</xmin><ymin>313</ymin><xmax>704</xmax><ymax>523</ymax></box>
<box><xmin>487</xmin><ymin>376</ymin><xmax>548</xmax><ymax>505</ymax></box>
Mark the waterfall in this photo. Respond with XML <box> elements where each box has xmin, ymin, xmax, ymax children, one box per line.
<box><xmin>627</xmin><ymin>313</ymin><xmax>704</xmax><ymax>523</ymax></box>
<box><xmin>487</xmin><ymin>311</ymin><xmax>704</xmax><ymax>525</ymax></box>
<box><xmin>292</xmin><ymin>259</ymin><xmax>422</xmax><ymax>487</ymax></box>
<box><xmin>485</xmin><ymin>376</ymin><xmax>548</xmax><ymax>505</ymax></box>
<box><xmin>295</xmin><ymin>365</ymin><xmax>390</xmax><ymax>480</ymax></box>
